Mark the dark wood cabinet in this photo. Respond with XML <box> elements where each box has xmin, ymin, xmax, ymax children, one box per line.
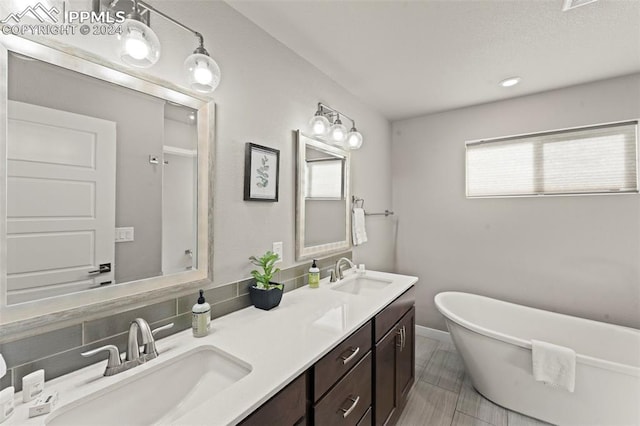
<box><xmin>314</xmin><ymin>322</ymin><xmax>372</xmax><ymax>401</ymax></box>
<box><xmin>374</xmin><ymin>291</ymin><xmax>415</xmax><ymax>426</ymax></box>
<box><xmin>357</xmin><ymin>407</ymin><xmax>373</xmax><ymax>426</ymax></box>
<box><xmin>396</xmin><ymin>307</ymin><xmax>415</xmax><ymax>405</ymax></box>
<box><xmin>374</xmin><ymin>325</ymin><xmax>398</xmax><ymax>425</ymax></box>
<box><xmin>239</xmin><ymin>373</ymin><xmax>308</xmax><ymax>426</ymax></box>
<box><xmin>314</xmin><ymin>352</ymin><xmax>372</xmax><ymax>426</ymax></box>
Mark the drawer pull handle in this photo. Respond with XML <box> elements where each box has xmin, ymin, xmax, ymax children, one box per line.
<box><xmin>341</xmin><ymin>395</ymin><xmax>360</xmax><ymax>418</ymax></box>
<box><xmin>340</xmin><ymin>346</ymin><xmax>360</xmax><ymax>364</ymax></box>
<box><xmin>396</xmin><ymin>328</ymin><xmax>402</xmax><ymax>348</ymax></box>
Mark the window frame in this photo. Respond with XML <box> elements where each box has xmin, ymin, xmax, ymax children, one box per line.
<box><xmin>465</xmin><ymin>119</ymin><xmax>640</xmax><ymax>198</ymax></box>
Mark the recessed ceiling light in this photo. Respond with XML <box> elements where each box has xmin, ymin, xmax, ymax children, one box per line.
<box><xmin>499</xmin><ymin>77</ymin><xmax>521</xmax><ymax>88</ymax></box>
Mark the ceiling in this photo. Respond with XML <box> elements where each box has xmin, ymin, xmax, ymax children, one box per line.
<box><xmin>225</xmin><ymin>0</ymin><xmax>640</xmax><ymax>121</ymax></box>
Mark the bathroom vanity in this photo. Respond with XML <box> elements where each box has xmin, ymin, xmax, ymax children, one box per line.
<box><xmin>5</xmin><ymin>270</ymin><xmax>416</xmax><ymax>426</ymax></box>
<box><xmin>241</xmin><ymin>285</ymin><xmax>415</xmax><ymax>426</ymax></box>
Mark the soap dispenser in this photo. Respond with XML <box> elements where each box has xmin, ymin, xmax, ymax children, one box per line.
<box><xmin>309</xmin><ymin>259</ymin><xmax>320</xmax><ymax>289</ymax></box>
<box><xmin>192</xmin><ymin>290</ymin><xmax>211</xmax><ymax>337</ymax></box>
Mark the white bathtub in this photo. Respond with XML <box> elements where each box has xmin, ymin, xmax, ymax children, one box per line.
<box><xmin>434</xmin><ymin>291</ymin><xmax>640</xmax><ymax>426</ymax></box>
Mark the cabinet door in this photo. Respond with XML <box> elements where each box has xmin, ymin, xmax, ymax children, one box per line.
<box><xmin>396</xmin><ymin>307</ymin><xmax>415</xmax><ymax>404</ymax></box>
<box><xmin>374</xmin><ymin>324</ymin><xmax>400</xmax><ymax>426</ymax></box>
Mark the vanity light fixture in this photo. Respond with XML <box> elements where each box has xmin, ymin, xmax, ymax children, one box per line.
<box><xmin>110</xmin><ymin>0</ymin><xmax>221</xmax><ymax>93</ymax></box>
<box><xmin>499</xmin><ymin>76</ymin><xmax>521</xmax><ymax>88</ymax></box>
<box><xmin>309</xmin><ymin>106</ymin><xmax>331</xmax><ymax>136</ymax></box>
<box><xmin>346</xmin><ymin>123</ymin><xmax>363</xmax><ymax>150</ymax></box>
<box><xmin>329</xmin><ymin>114</ymin><xmax>348</xmax><ymax>144</ymax></box>
<box><xmin>118</xmin><ymin>0</ymin><xmax>160</xmax><ymax>68</ymax></box>
<box><xmin>184</xmin><ymin>37</ymin><xmax>221</xmax><ymax>93</ymax></box>
<box><xmin>309</xmin><ymin>103</ymin><xmax>364</xmax><ymax>150</ymax></box>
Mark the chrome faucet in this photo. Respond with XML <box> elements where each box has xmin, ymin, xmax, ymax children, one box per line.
<box><xmin>333</xmin><ymin>257</ymin><xmax>356</xmax><ymax>282</ymax></box>
<box><xmin>81</xmin><ymin>319</ymin><xmax>173</xmax><ymax>376</ymax></box>
<box><xmin>127</xmin><ymin>318</ymin><xmax>155</xmax><ymax>361</ymax></box>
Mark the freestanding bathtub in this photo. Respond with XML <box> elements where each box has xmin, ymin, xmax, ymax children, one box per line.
<box><xmin>434</xmin><ymin>292</ymin><xmax>640</xmax><ymax>426</ymax></box>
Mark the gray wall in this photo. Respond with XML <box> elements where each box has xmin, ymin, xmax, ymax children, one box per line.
<box><xmin>164</xmin><ymin>117</ymin><xmax>198</xmax><ymax>151</ymax></box>
<box><xmin>392</xmin><ymin>73</ymin><xmax>640</xmax><ymax>331</ymax></box>
<box><xmin>33</xmin><ymin>0</ymin><xmax>395</xmax><ymax>280</ymax></box>
<box><xmin>305</xmin><ymin>200</ymin><xmax>347</xmax><ymax>246</ymax></box>
<box><xmin>8</xmin><ymin>57</ymin><xmax>165</xmax><ymax>284</ymax></box>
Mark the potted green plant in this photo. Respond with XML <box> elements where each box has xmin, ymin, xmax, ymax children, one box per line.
<box><xmin>248</xmin><ymin>250</ymin><xmax>284</xmax><ymax>310</ymax></box>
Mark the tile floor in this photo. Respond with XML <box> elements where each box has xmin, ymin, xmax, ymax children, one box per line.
<box><xmin>397</xmin><ymin>335</ymin><xmax>553</xmax><ymax>426</ymax></box>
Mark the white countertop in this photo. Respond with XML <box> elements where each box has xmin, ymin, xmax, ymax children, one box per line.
<box><xmin>7</xmin><ymin>270</ymin><xmax>417</xmax><ymax>426</ymax></box>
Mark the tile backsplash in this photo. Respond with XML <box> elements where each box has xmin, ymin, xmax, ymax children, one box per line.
<box><xmin>0</xmin><ymin>252</ymin><xmax>349</xmax><ymax>391</ymax></box>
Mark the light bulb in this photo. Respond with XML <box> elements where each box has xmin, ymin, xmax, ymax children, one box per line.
<box><xmin>309</xmin><ymin>114</ymin><xmax>330</xmax><ymax>136</ymax></box>
<box><xmin>329</xmin><ymin>121</ymin><xmax>347</xmax><ymax>144</ymax></box>
<box><xmin>118</xmin><ymin>18</ymin><xmax>160</xmax><ymax>68</ymax></box>
<box><xmin>184</xmin><ymin>53</ymin><xmax>221</xmax><ymax>93</ymax></box>
<box><xmin>346</xmin><ymin>130</ymin><xmax>363</xmax><ymax>149</ymax></box>
<box><xmin>125</xmin><ymin>32</ymin><xmax>149</xmax><ymax>60</ymax></box>
<box><xmin>193</xmin><ymin>64</ymin><xmax>213</xmax><ymax>85</ymax></box>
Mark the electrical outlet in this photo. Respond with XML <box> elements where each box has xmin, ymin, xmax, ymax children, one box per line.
<box><xmin>272</xmin><ymin>241</ymin><xmax>283</xmax><ymax>263</ymax></box>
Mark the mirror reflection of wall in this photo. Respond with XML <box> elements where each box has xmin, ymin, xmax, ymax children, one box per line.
<box><xmin>162</xmin><ymin>104</ymin><xmax>198</xmax><ymax>276</ymax></box>
<box><xmin>296</xmin><ymin>131</ymin><xmax>351</xmax><ymax>260</ymax></box>
<box><xmin>6</xmin><ymin>53</ymin><xmax>198</xmax><ymax>305</ymax></box>
<box><xmin>304</xmin><ymin>145</ymin><xmax>346</xmax><ymax>246</ymax></box>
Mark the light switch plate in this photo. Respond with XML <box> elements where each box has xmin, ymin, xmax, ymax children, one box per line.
<box><xmin>272</xmin><ymin>241</ymin><xmax>283</xmax><ymax>263</ymax></box>
<box><xmin>115</xmin><ymin>227</ymin><xmax>134</xmax><ymax>243</ymax></box>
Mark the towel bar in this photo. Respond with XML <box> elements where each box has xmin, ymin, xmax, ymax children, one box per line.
<box><xmin>352</xmin><ymin>196</ymin><xmax>394</xmax><ymax>217</ymax></box>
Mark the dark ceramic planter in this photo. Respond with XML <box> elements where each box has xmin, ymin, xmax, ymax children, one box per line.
<box><xmin>249</xmin><ymin>283</ymin><xmax>284</xmax><ymax>310</ymax></box>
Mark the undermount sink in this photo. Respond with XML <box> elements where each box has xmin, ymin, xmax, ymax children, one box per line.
<box><xmin>46</xmin><ymin>346</ymin><xmax>251</xmax><ymax>426</ymax></box>
<box><xmin>332</xmin><ymin>276</ymin><xmax>392</xmax><ymax>295</ymax></box>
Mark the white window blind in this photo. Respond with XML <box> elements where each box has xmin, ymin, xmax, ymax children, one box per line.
<box><xmin>305</xmin><ymin>159</ymin><xmax>344</xmax><ymax>199</ymax></box>
<box><xmin>466</xmin><ymin>121</ymin><xmax>638</xmax><ymax>197</ymax></box>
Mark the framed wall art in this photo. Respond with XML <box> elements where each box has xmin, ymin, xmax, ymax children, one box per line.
<box><xmin>244</xmin><ymin>142</ymin><xmax>280</xmax><ymax>202</ymax></box>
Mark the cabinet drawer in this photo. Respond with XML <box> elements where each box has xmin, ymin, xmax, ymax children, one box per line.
<box><xmin>315</xmin><ymin>321</ymin><xmax>372</xmax><ymax>400</ymax></box>
<box><xmin>240</xmin><ymin>373</ymin><xmax>307</xmax><ymax>426</ymax></box>
<box><xmin>374</xmin><ymin>287</ymin><xmax>415</xmax><ymax>342</ymax></box>
<box><xmin>357</xmin><ymin>406</ymin><xmax>372</xmax><ymax>426</ymax></box>
<box><xmin>314</xmin><ymin>351</ymin><xmax>372</xmax><ymax>426</ymax></box>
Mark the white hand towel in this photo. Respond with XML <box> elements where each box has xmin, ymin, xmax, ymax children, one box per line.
<box><xmin>532</xmin><ymin>339</ymin><xmax>576</xmax><ymax>392</ymax></box>
<box><xmin>0</xmin><ymin>354</ymin><xmax>6</xmax><ymax>379</ymax></box>
<box><xmin>352</xmin><ymin>208</ymin><xmax>368</xmax><ymax>246</ymax></box>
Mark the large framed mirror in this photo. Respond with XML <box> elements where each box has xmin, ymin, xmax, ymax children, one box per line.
<box><xmin>295</xmin><ymin>130</ymin><xmax>351</xmax><ymax>260</ymax></box>
<box><xmin>0</xmin><ymin>35</ymin><xmax>214</xmax><ymax>328</ymax></box>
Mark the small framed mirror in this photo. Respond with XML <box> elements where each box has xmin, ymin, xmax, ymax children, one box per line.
<box><xmin>295</xmin><ymin>130</ymin><xmax>351</xmax><ymax>260</ymax></box>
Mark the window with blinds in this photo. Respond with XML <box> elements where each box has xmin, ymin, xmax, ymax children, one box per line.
<box><xmin>305</xmin><ymin>158</ymin><xmax>344</xmax><ymax>199</ymax></box>
<box><xmin>466</xmin><ymin>121</ymin><xmax>639</xmax><ymax>197</ymax></box>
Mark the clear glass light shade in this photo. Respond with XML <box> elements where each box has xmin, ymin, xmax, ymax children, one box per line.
<box><xmin>309</xmin><ymin>114</ymin><xmax>330</xmax><ymax>136</ymax></box>
<box><xmin>329</xmin><ymin>122</ymin><xmax>348</xmax><ymax>144</ymax></box>
<box><xmin>346</xmin><ymin>130</ymin><xmax>363</xmax><ymax>149</ymax></box>
<box><xmin>118</xmin><ymin>19</ymin><xmax>160</xmax><ymax>68</ymax></box>
<box><xmin>184</xmin><ymin>53</ymin><xmax>221</xmax><ymax>93</ymax></box>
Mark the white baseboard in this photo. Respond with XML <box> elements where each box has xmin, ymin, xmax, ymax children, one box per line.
<box><xmin>415</xmin><ymin>325</ymin><xmax>452</xmax><ymax>343</ymax></box>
